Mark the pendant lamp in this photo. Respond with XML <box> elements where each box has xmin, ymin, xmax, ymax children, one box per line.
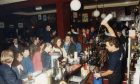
<box><xmin>70</xmin><ymin>0</ymin><xmax>81</xmax><ymax>11</ymax></box>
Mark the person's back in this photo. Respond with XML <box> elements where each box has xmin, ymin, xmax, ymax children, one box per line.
<box><xmin>0</xmin><ymin>64</ymin><xmax>22</xmax><ymax>84</ymax></box>
<box><xmin>0</xmin><ymin>49</ymin><xmax>22</xmax><ymax>84</ymax></box>
<box><xmin>42</xmin><ymin>52</ymin><xmax>51</xmax><ymax>70</ymax></box>
<box><xmin>0</xmin><ymin>64</ymin><xmax>6</xmax><ymax>84</ymax></box>
<box><xmin>32</xmin><ymin>51</ymin><xmax>43</xmax><ymax>72</ymax></box>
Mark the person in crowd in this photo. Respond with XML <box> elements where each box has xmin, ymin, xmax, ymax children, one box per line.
<box><xmin>51</xmin><ymin>30</ymin><xmax>57</xmax><ymax>41</ymax></box>
<box><xmin>42</xmin><ymin>24</ymin><xmax>52</xmax><ymax>42</ymax></box>
<box><xmin>63</xmin><ymin>35</ymin><xmax>76</xmax><ymax>56</ymax></box>
<box><xmin>29</xmin><ymin>25</ymin><xmax>37</xmax><ymax>37</ymax></box>
<box><xmin>42</xmin><ymin>43</ymin><xmax>52</xmax><ymax>70</ymax></box>
<box><xmin>21</xmin><ymin>47</ymin><xmax>34</xmax><ymax>74</ymax></box>
<box><xmin>41</xmin><ymin>43</ymin><xmax>53</xmax><ymax>84</ymax></box>
<box><xmin>86</xmin><ymin>28</ymin><xmax>90</xmax><ymax>40</ymax></box>
<box><xmin>81</xmin><ymin>28</ymin><xmax>88</xmax><ymax>50</ymax></box>
<box><xmin>0</xmin><ymin>49</ymin><xmax>22</xmax><ymax>84</ymax></box>
<box><xmin>52</xmin><ymin>37</ymin><xmax>67</xmax><ymax>57</ymax></box>
<box><xmin>90</xmin><ymin>26</ymin><xmax>97</xmax><ymax>39</ymax></box>
<box><xmin>32</xmin><ymin>42</ymin><xmax>44</xmax><ymax>72</ymax></box>
<box><xmin>29</xmin><ymin>36</ymin><xmax>40</xmax><ymax>57</ymax></box>
<box><xmin>71</xmin><ymin>36</ymin><xmax>82</xmax><ymax>54</ymax></box>
<box><xmin>9</xmin><ymin>38</ymin><xmax>23</xmax><ymax>55</ymax></box>
<box><xmin>12</xmin><ymin>52</ymin><xmax>26</xmax><ymax>79</ymax></box>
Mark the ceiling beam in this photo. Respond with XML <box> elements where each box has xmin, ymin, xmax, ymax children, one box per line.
<box><xmin>0</xmin><ymin>0</ymin><xmax>27</xmax><ymax>5</ymax></box>
<box><xmin>84</xmin><ymin>0</ymin><xmax>139</xmax><ymax>10</ymax></box>
<box><xmin>13</xmin><ymin>10</ymin><xmax>56</xmax><ymax>15</ymax></box>
<box><xmin>0</xmin><ymin>0</ymin><xmax>55</xmax><ymax>10</ymax></box>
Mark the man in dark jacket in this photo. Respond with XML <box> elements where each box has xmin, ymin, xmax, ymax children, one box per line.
<box><xmin>42</xmin><ymin>25</ymin><xmax>52</xmax><ymax>42</ymax></box>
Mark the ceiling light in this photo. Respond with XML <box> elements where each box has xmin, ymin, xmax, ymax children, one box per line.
<box><xmin>92</xmin><ymin>9</ymin><xmax>100</xmax><ymax>17</ymax></box>
<box><xmin>101</xmin><ymin>13</ymin><xmax>106</xmax><ymax>19</ymax></box>
<box><xmin>70</xmin><ymin>0</ymin><xmax>81</xmax><ymax>11</ymax></box>
<box><xmin>35</xmin><ymin>6</ymin><xmax>42</xmax><ymax>11</ymax></box>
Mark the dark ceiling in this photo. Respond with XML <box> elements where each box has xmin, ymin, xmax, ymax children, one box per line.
<box><xmin>0</xmin><ymin>0</ymin><xmax>56</xmax><ymax>14</ymax></box>
<box><xmin>0</xmin><ymin>0</ymin><xmax>139</xmax><ymax>15</ymax></box>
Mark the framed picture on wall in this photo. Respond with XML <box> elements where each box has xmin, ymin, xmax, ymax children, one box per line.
<box><xmin>0</xmin><ymin>22</ymin><xmax>4</xmax><ymax>28</ymax></box>
<box><xmin>73</xmin><ymin>12</ymin><xmax>78</xmax><ymax>18</ymax></box>
<box><xmin>82</xmin><ymin>13</ymin><xmax>88</xmax><ymax>22</ymax></box>
<box><xmin>9</xmin><ymin>24</ymin><xmax>14</xmax><ymax>28</ymax></box>
<box><xmin>43</xmin><ymin>15</ymin><xmax>47</xmax><ymax>21</ymax></box>
<box><xmin>38</xmin><ymin>14</ymin><xmax>42</xmax><ymax>20</ymax></box>
<box><xmin>18</xmin><ymin>23</ymin><xmax>23</xmax><ymax>28</ymax></box>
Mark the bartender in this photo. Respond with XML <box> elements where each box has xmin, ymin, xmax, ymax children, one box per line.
<box><xmin>94</xmin><ymin>18</ymin><xmax>123</xmax><ymax>84</ymax></box>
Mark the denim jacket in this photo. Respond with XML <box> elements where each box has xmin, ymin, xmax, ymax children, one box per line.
<box><xmin>42</xmin><ymin>52</ymin><xmax>52</xmax><ymax>70</ymax></box>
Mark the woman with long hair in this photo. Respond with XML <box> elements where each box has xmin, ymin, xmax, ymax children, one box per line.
<box><xmin>52</xmin><ymin>36</ymin><xmax>67</xmax><ymax>58</ymax></box>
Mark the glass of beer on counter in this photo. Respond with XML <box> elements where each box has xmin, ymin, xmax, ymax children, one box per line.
<box><xmin>28</xmin><ymin>73</ymin><xmax>33</xmax><ymax>81</ymax></box>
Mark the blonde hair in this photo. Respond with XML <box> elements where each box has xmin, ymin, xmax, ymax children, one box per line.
<box><xmin>42</xmin><ymin>42</ymin><xmax>52</xmax><ymax>51</ymax></box>
<box><xmin>1</xmin><ymin>50</ymin><xmax>14</xmax><ymax>63</ymax></box>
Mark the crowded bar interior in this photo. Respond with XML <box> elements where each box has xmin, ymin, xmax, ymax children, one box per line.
<box><xmin>0</xmin><ymin>0</ymin><xmax>140</xmax><ymax>84</ymax></box>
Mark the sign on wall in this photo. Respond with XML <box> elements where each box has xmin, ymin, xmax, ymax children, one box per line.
<box><xmin>18</xmin><ymin>23</ymin><xmax>23</xmax><ymax>28</ymax></box>
<box><xmin>43</xmin><ymin>15</ymin><xmax>47</xmax><ymax>21</ymax></box>
<box><xmin>9</xmin><ymin>24</ymin><xmax>14</xmax><ymax>28</ymax></box>
<box><xmin>38</xmin><ymin>14</ymin><xmax>42</xmax><ymax>20</ymax></box>
<box><xmin>0</xmin><ymin>22</ymin><xmax>4</xmax><ymax>28</ymax></box>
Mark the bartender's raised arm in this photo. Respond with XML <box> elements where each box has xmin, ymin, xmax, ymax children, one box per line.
<box><xmin>101</xmin><ymin>20</ymin><xmax>116</xmax><ymax>37</ymax></box>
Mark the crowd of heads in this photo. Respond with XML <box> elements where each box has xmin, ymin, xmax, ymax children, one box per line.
<box><xmin>0</xmin><ymin>21</ymin><xmax>127</xmax><ymax>72</ymax></box>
